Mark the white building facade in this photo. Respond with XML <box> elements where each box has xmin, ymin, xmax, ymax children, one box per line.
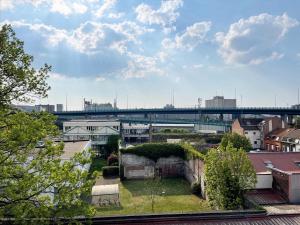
<box><xmin>63</xmin><ymin>120</ymin><xmax>120</xmax><ymax>154</ymax></box>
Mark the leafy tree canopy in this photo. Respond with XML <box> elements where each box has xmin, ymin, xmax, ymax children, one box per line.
<box><xmin>0</xmin><ymin>25</ymin><xmax>96</xmax><ymax>224</ymax></box>
<box><xmin>220</xmin><ymin>132</ymin><xmax>252</xmax><ymax>152</ymax></box>
<box><xmin>0</xmin><ymin>25</ymin><xmax>50</xmax><ymax>108</ymax></box>
<box><xmin>204</xmin><ymin>143</ymin><xmax>256</xmax><ymax>210</ymax></box>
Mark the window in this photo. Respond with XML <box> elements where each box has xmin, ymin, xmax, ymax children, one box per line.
<box><xmin>254</xmin><ymin>141</ymin><xmax>257</xmax><ymax>145</ymax></box>
<box><xmin>264</xmin><ymin>160</ymin><xmax>274</xmax><ymax>168</ymax></box>
<box><xmin>253</xmin><ymin>132</ymin><xmax>256</xmax><ymax>135</ymax></box>
<box><xmin>295</xmin><ymin>162</ymin><xmax>300</xmax><ymax>167</ymax></box>
<box><xmin>245</xmin><ymin>131</ymin><xmax>248</xmax><ymax>134</ymax></box>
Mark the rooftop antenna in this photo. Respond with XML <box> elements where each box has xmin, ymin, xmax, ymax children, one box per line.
<box><xmin>234</xmin><ymin>88</ymin><xmax>237</xmax><ymax>100</ymax></box>
<box><xmin>298</xmin><ymin>88</ymin><xmax>300</xmax><ymax>105</ymax></box>
<box><xmin>65</xmin><ymin>94</ymin><xmax>68</xmax><ymax>111</ymax></box>
<box><xmin>240</xmin><ymin>95</ymin><xmax>243</xmax><ymax>107</ymax></box>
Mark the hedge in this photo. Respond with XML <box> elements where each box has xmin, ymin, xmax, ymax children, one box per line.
<box><xmin>102</xmin><ymin>166</ymin><xmax>119</xmax><ymax>177</ymax></box>
<box><xmin>120</xmin><ymin>143</ymin><xmax>204</xmax><ymax>162</ymax></box>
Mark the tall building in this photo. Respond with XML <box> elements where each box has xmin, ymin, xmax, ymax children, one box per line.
<box><xmin>56</xmin><ymin>104</ymin><xmax>63</xmax><ymax>112</ymax></box>
<box><xmin>205</xmin><ymin>96</ymin><xmax>236</xmax><ymax>121</ymax></box>
<box><xmin>35</xmin><ymin>104</ymin><xmax>55</xmax><ymax>113</ymax></box>
<box><xmin>83</xmin><ymin>99</ymin><xmax>113</xmax><ymax>111</ymax></box>
<box><xmin>205</xmin><ymin>96</ymin><xmax>236</xmax><ymax>108</ymax></box>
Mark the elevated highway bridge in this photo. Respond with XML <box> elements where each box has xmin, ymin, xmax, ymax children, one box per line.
<box><xmin>53</xmin><ymin>107</ymin><xmax>300</xmax><ymax>117</ymax></box>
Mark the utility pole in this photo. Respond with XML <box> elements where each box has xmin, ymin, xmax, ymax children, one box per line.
<box><xmin>298</xmin><ymin>88</ymin><xmax>300</xmax><ymax>107</ymax></box>
<box><xmin>65</xmin><ymin>94</ymin><xmax>68</xmax><ymax>112</ymax></box>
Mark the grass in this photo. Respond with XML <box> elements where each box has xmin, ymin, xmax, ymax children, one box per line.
<box><xmin>95</xmin><ymin>178</ymin><xmax>211</xmax><ymax>216</ymax></box>
<box><xmin>89</xmin><ymin>157</ymin><xmax>107</xmax><ymax>176</ymax></box>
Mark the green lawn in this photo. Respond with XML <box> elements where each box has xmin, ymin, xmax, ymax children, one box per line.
<box><xmin>95</xmin><ymin>178</ymin><xmax>211</xmax><ymax>216</ymax></box>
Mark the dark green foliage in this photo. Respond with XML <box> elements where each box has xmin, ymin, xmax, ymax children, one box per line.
<box><xmin>120</xmin><ymin>143</ymin><xmax>185</xmax><ymax>161</ymax></box>
<box><xmin>295</xmin><ymin>117</ymin><xmax>300</xmax><ymax>129</ymax></box>
<box><xmin>0</xmin><ymin>25</ymin><xmax>50</xmax><ymax>108</ymax></box>
<box><xmin>220</xmin><ymin>132</ymin><xmax>252</xmax><ymax>151</ymax></box>
<box><xmin>102</xmin><ymin>166</ymin><xmax>119</xmax><ymax>177</ymax></box>
<box><xmin>205</xmin><ymin>135</ymin><xmax>223</xmax><ymax>144</ymax></box>
<box><xmin>107</xmin><ymin>153</ymin><xmax>119</xmax><ymax>166</ymax></box>
<box><xmin>205</xmin><ymin>144</ymin><xmax>256</xmax><ymax>210</ymax></box>
<box><xmin>191</xmin><ymin>181</ymin><xmax>201</xmax><ymax>196</ymax></box>
<box><xmin>105</xmin><ymin>135</ymin><xmax>119</xmax><ymax>158</ymax></box>
<box><xmin>120</xmin><ymin>143</ymin><xmax>204</xmax><ymax>161</ymax></box>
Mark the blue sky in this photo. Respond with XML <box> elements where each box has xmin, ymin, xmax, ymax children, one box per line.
<box><xmin>1</xmin><ymin>0</ymin><xmax>300</xmax><ymax>110</ymax></box>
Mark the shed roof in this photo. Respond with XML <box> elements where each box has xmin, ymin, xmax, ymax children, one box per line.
<box><xmin>238</xmin><ymin>118</ymin><xmax>263</xmax><ymax>130</ymax></box>
<box><xmin>92</xmin><ymin>184</ymin><xmax>119</xmax><ymax>196</ymax></box>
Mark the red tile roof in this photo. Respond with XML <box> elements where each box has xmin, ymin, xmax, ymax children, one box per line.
<box><xmin>248</xmin><ymin>152</ymin><xmax>300</xmax><ymax>174</ymax></box>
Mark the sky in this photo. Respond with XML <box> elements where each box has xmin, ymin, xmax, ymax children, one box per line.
<box><xmin>1</xmin><ymin>0</ymin><xmax>300</xmax><ymax>110</ymax></box>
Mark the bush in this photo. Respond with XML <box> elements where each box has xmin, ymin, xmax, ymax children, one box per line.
<box><xmin>120</xmin><ymin>143</ymin><xmax>204</xmax><ymax>161</ymax></box>
<box><xmin>102</xmin><ymin>166</ymin><xmax>119</xmax><ymax>177</ymax></box>
<box><xmin>191</xmin><ymin>181</ymin><xmax>201</xmax><ymax>195</ymax></box>
<box><xmin>107</xmin><ymin>153</ymin><xmax>118</xmax><ymax>166</ymax></box>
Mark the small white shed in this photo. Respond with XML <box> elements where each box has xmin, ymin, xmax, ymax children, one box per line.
<box><xmin>91</xmin><ymin>184</ymin><xmax>120</xmax><ymax>206</ymax></box>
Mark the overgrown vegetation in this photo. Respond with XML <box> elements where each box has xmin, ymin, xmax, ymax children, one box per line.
<box><xmin>205</xmin><ymin>142</ymin><xmax>256</xmax><ymax>210</ymax></box>
<box><xmin>0</xmin><ymin>24</ymin><xmax>96</xmax><ymax>223</ymax></box>
<box><xmin>120</xmin><ymin>143</ymin><xmax>204</xmax><ymax>161</ymax></box>
<box><xmin>104</xmin><ymin>135</ymin><xmax>120</xmax><ymax>158</ymax></box>
<box><xmin>220</xmin><ymin>133</ymin><xmax>252</xmax><ymax>152</ymax></box>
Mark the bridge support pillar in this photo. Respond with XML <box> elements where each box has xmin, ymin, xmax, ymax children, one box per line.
<box><xmin>281</xmin><ymin>114</ymin><xmax>293</xmax><ymax>125</ymax></box>
<box><xmin>219</xmin><ymin>114</ymin><xmax>224</xmax><ymax>121</ymax></box>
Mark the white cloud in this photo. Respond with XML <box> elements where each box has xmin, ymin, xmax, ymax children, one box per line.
<box><xmin>108</xmin><ymin>12</ymin><xmax>124</xmax><ymax>19</ymax></box>
<box><xmin>0</xmin><ymin>0</ymin><xmax>88</xmax><ymax>16</ymax></box>
<box><xmin>193</xmin><ymin>64</ymin><xmax>204</xmax><ymax>69</ymax></box>
<box><xmin>121</xmin><ymin>52</ymin><xmax>164</xmax><ymax>78</ymax></box>
<box><xmin>4</xmin><ymin>20</ymin><xmax>153</xmax><ymax>55</ymax></box>
<box><xmin>216</xmin><ymin>13</ymin><xmax>299</xmax><ymax>65</ymax></box>
<box><xmin>95</xmin><ymin>76</ymin><xmax>106</xmax><ymax>82</ymax></box>
<box><xmin>94</xmin><ymin>0</ymin><xmax>117</xmax><ymax>18</ymax></box>
<box><xmin>50</xmin><ymin>0</ymin><xmax>88</xmax><ymax>16</ymax></box>
<box><xmin>49</xmin><ymin>72</ymin><xmax>67</xmax><ymax>80</ymax></box>
<box><xmin>135</xmin><ymin>0</ymin><xmax>183</xmax><ymax>32</ymax></box>
<box><xmin>0</xmin><ymin>0</ymin><xmax>14</xmax><ymax>10</ymax></box>
<box><xmin>162</xmin><ymin>21</ymin><xmax>211</xmax><ymax>51</ymax></box>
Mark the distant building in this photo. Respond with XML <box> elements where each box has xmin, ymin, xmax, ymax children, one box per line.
<box><xmin>205</xmin><ymin>96</ymin><xmax>236</xmax><ymax>121</ymax></box>
<box><xmin>232</xmin><ymin>118</ymin><xmax>263</xmax><ymax>149</ymax></box>
<box><xmin>35</xmin><ymin>104</ymin><xmax>55</xmax><ymax>113</ymax></box>
<box><xmin>264</xmin><ymin>128</ymin><xmax>292</xmax><ymax>152</ymax></box>
<box><xmin>232</xmin><ymin>117</ymin><xmax>286</xmax><ymax>149</ymax></box>
<box><xmin>56</xmin><ymin>104</ymin><xmax>63</xmax><ymax>112</ymax></box>
<box><xmin>14</xmin><ymin>105</ymin><xmax>35</xmax><ymax>112</ymax></box>
<box><xmin>163</xmin><ymin>104</ymin><xmax>175</xmax><ymax>109</ymax></box>
<box><xmin>205</xmin><ymin>96</ymin><xmax>236</xmax><ymax>108</ymax></box>
<box><xmin>84</xmin><ymin>99</ymin><xmax>114</xmax><ymax>111</ymax></box>
<box><xmin>122</xmin><ymin>123</ymin><xmax>150</xmax><ymax>143</ymax></box>
<box><xmin>292</xmin><ymin>104</ymin><xmax>300</xmax><ymax>109</ymax></box>
<box><xmin>63</xmin><ymin>119</ymin><xmax>120</xmax><ymax>156</ymax></box>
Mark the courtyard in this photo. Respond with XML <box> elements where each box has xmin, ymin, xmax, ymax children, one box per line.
<box><xmin>94</xmin><ymin>178</ymin><xmax>211</xmax><ymax>216</ymax></box>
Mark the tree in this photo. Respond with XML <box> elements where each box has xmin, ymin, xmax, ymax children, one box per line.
<box><xmin>294</xmin><ymin>116</ymin><xmax>300</xmax><ymax>129</ymax></box>
<box><xmin>204</xmin><ymin>143</ymin><xmax>256</xmax><ymax>210</ymax></box>
<box><xmin>0</xmin><ymin>25</ymin><xmax>96</xmax><ymax>223</ymax></box>
<box><xmin>220</xmin><ymin>132</ymin><xmax>252</xmax><ymax>152</ymax></box>
<box><xmin>0</xmin><ymin>25</ymin><xmax>50</xmax><ymax>108</ymax></box>
<box><xmin>105</xmin><ymin>135</ymin><xmax>119</xmax><ymax>158</ymax></box>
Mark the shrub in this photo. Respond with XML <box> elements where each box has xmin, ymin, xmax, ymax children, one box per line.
<box><xmin>107</xmin><ymin>153</ymin><xmax>118</xmax><ymax>166</ymax></box>
<box><xmin>191</xmin><ymin>181</ymin><xmax>201</xmax><ymax>195</ymax></box>
<box><xmin>120</xmin><ymin>143</ymin><xmax>204</xmax><ymax>161</ymax></box>
<box><xmin>102</xmin><ymin>166</ymin><xmax>119</xmax><ymax>177</ymax></box>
